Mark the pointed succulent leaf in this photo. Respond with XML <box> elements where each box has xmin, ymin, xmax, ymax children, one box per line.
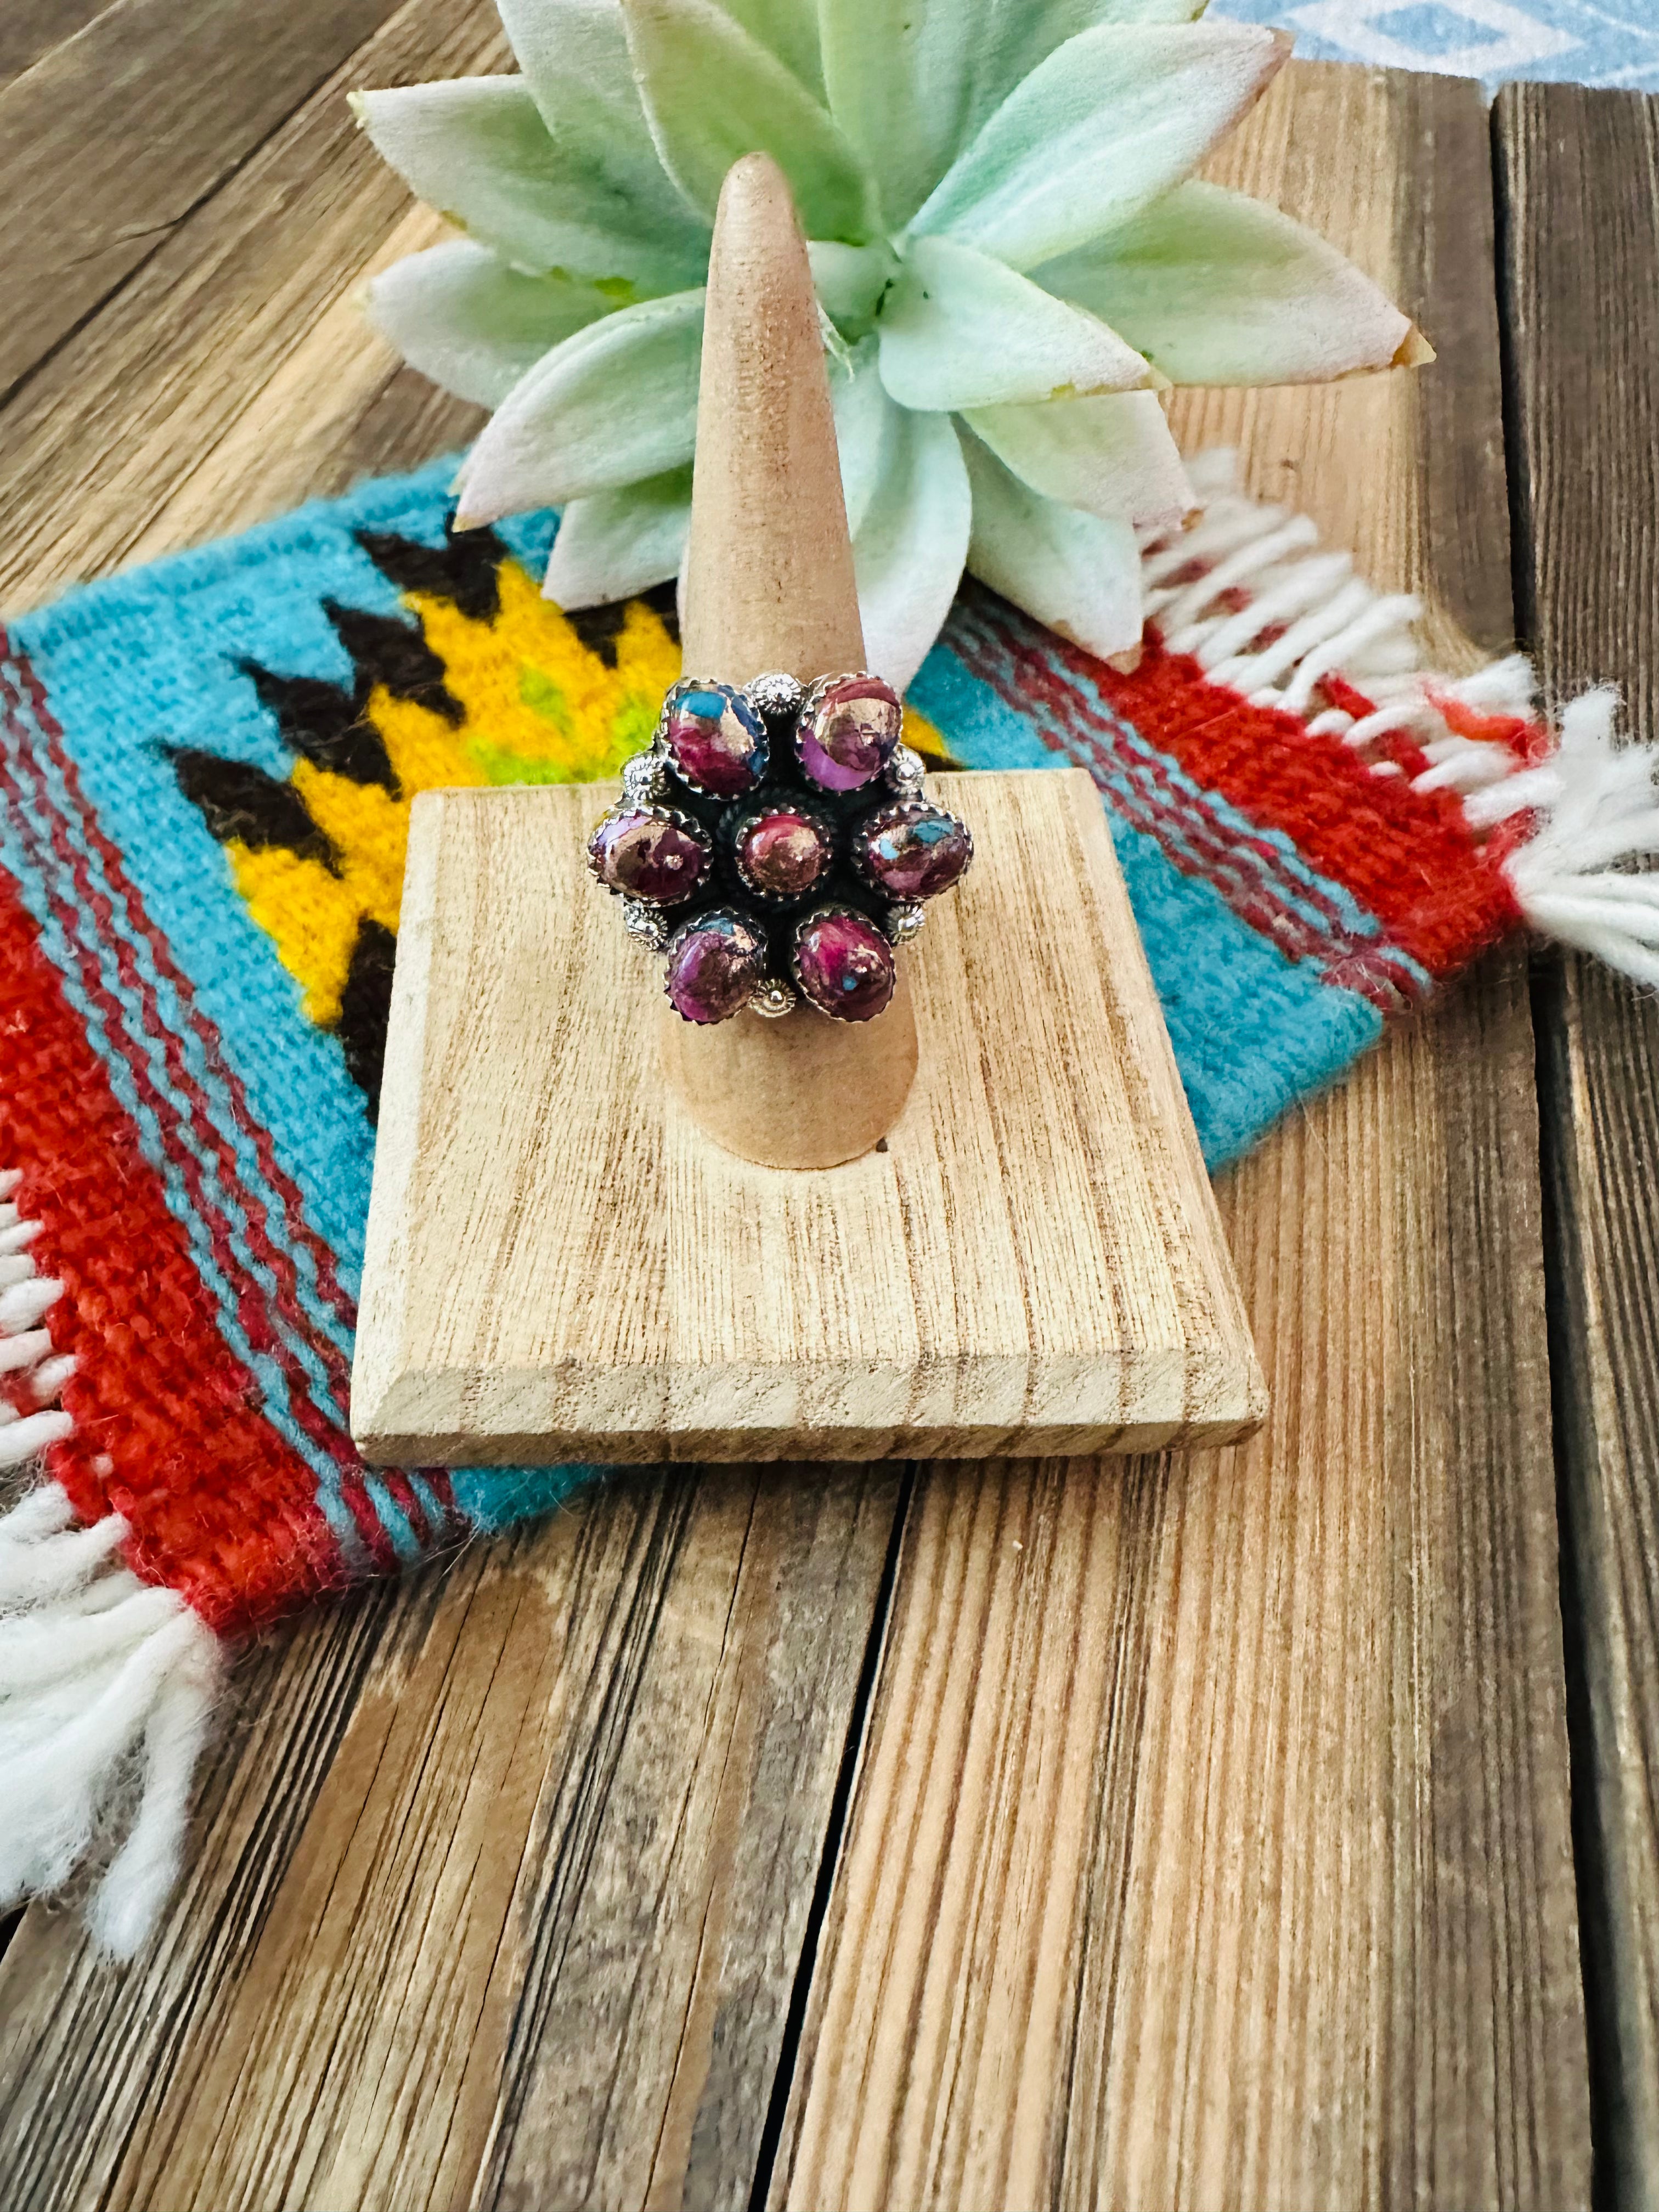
<box><xmin>352</xmin><ymin>78</ymin><xmax>707</xmax><ymax>295</ymax></box>
<box><xmin>1038</xmin><ymin>180</ymin><xmax>1420</xmax><ymax>385</ymax></box>
<box><xmin>363</xmin><ymin>240</ymin><xmax>616</xmax><ymax>408</ymax></box>
<box><xmin>907</xmin><ymin>22</ymin><xmax>1287</xmax><ymax>270</ymax></box>
<box><xmin>541</xmin><ymin>466</ymin><xmax>693</xmax><ymax>605</ymax></box>
<box><xmin>455</xmin><ymin>289</ymin><xmax>704</xmax><ymax>525</ymax></box>
<box><xmin>960</xmin><ymin>427</ymin><xmax>1144</xmax><ymax>658</ymax></box>
<box><xmin>714</xmin><ymin>0</ymin><xmax>824</xmax><ymax>94</ymax></box>
<box><xmin>829</xmin><ymin>340</ymin><xmax>891</xmax><ymax>538</ymax></box>
<box><xmin>494</xmin><ymin>0</ymin><xmax>713</xmax><ymax>247</ymax></box>
<box><xmin>618</xmin><ymin>0</ymin><xmax>877</xmax><ymax>242</ymax></box>
<box><xmin>877</xmin><ymin>235</ymin><xmax>1153</xmax><ymax>412</ymax></box>
<box><xmin>849</xmin><ymin>396</ymin><xmax>974</xmax><ymax>693</ymax></box>
<box><xmin>821</xmin><ymin>0</ymin><xmax>1207</xmax><ymax>233</ymax></box>
<box><xmin>964</xmin><ymin>389</ymin><xmax>1193</xmax><ymax>527</ymax></box>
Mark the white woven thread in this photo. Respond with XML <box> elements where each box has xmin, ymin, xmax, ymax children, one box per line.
<box><xmin>1144</xmin><ymin>453</ymin><xmax>1659</xmax><ymax>987</ymax></box>
<box><xmin>0</xmin><ymin>1167</ymin><xmax>223</xmax><ymax>1956</ymax></box>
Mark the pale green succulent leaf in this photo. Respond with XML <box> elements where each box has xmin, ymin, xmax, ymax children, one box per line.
<box><xmin>542</xmin><ymin>466</ymin><xmax>693</xmax><ymax>606</ymax></box>
<box><xmin>907</xmin><ymin>22</ymin><xmax>1286</xmax><ymax>270</ymax></box>
<box><xmin>494</xmin><ymin>0</ymin><xmax>713</xmax><ymax>243</ymax></box>
<box><xmin>849</xmin><ymin>397</ymin><xmax>974</xmax><ymax>693</ymax></box>
<box><xmin>455</xmin><ymin>288</ymin><xmax>704</xmax><ymax>524</ymax></box>
<box><xmin>618</xmin><ymin>0</ymin><xmax>877</xmax><ymax>242</ymax></box>
<box><xmin>716</xmin><ymin>0</ymin><xmax>824</xmax><ymax>94</ymax></box>
<box><xmin>363</xmin><ymin>240</ymin><xmax>616</xmax><ymax>409</ymax></box>
<box><xmin>352</xmin><ymin>79</ymin><xmax>707</xmax><ymax>295</ymax></box>
<box><xmin>960</xmin><ymin>427</ymin><xmax>1144</xmax><ymax>658</ymax></box>
<box><xmin>963</xmin><ymin>390</ymin><xmax>1192</xmax><ymax>527</ymax></box>
<box><xmin>877</xmin><ymin>235</ymin><xmax>1153</xmax><ymax>413</ymax></box>
<box><xmin>809</xmin><ymin>239</ymin><xmax>898</xmax><ymax>339</ymax></box>
<box><xmin>829</xmin><ymin>338</ymin><xmax>892</xmax><ymax>537</ymax></box>
<box><xmin>821</xmin><ymin>0</ymin><xmax>1207</xmax><ymax>233</ymax></box>
<box><xmin>1039</xmin><ymin>180</ymin><xmax>1416</xmax><ymax>385</ymax></box>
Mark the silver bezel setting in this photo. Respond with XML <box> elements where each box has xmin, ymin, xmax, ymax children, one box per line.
<box><xmin>789</xmin><ymin>901</ymin><xmax>898</xmax><ymax>1024</ymax></box>
<box><xmin>586</xmin><ymin>800</ymin><xmax>713</xmax><ymax>908</ymax></box>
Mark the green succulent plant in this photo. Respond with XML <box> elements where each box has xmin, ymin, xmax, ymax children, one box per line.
<box><xmin>355</xmin><ymin>0</ymin><xmax>1423</xmax><ymax>689</ymax></box>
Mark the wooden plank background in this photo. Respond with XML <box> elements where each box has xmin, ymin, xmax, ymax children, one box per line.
<box><xmin>1498</xmin><ymin>78</ymin><xmax>1659</xmax><ymax>2212</ymax></box>
<box><xmin>0</xmin><ymin>10</ymin><xmax>1653</xmax><ymax>2202</ymax></box>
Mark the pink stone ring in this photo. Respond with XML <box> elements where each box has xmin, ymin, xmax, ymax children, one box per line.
<box><xmin>586</xmin><ymin>670</ymin><xmax>973</xmax><ymax>1025</ymax></box>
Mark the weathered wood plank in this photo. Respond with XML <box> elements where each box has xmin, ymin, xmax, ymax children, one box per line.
<box><xmin>0</xmin><ymin>1470</ymin><xmax>901</xmax><ymax>2211</ymax></box>
<box><xmin>0</xmin><ymin>0</ymin><xmax>505</xmax><ymax>612</ymax></box>
<box><xmin>766</xmin><ymin>61</ymin><xmax>1590</xmax><ymax>2209</ymax></box>
<box><xmin>0</xmin><ymin>0</ymin><xmax>411</xmax><ymax>405</ymax></box>
<box><xmin>0</xmin><ymin>0</ymin><xmax>116</xmax><ymax>92</ymax></box>
<box><xmin>1497</xmin><ymin>78</ymin><xmax>1659</xmax><ymax>2212</ymax></box>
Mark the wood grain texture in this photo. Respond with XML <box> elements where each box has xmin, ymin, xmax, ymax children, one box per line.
<box><xmin>0</xmin><ymin>0</ymin><xmax>116</xmax><ymax>92</ymax></box>
<box><xmin>1497</xmin><ymin>79</ymin><xmax>1659</xmax><ymax>2210</ymax></box>
<box><xmin>0</xmin><ymin>0</ymin><xmax>408</xmax><ymax>404</ymax></box>
<box><xmin>0</xmin><ymin>1470</ymin><xmax>900</xmax><ymax>2211</ymax></box>
<box><xmin>353</xmin><ymin>771</ymin><xmax>1264</xmax><ymax>1464</ymax></box>
<box><xmin>767</xmin><ymin>62</ymin><xmax>1590</xmax><ymax>2209</ymax></box>
<box><xmin>0</xmin><ymin>0</ymin><xmax>503</xmax><ymax>613</ymax></box>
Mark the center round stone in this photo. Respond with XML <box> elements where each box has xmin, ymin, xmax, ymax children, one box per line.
<box><xmin>735</xmin><ymin>809</ymin><xmax>831</xmax><ymax>900</ymax></box>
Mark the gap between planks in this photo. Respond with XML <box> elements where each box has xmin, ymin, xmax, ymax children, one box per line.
<box><xmin>1497</xmin><ymin>76</ymin><xmax>1659</xmax><ymax>2212</ymax></box>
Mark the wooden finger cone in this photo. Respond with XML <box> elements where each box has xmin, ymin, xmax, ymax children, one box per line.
<box><xmin>658</xmin><ymin>153</ymin><xmax>918</xmax><ymax>1172</ymax></box>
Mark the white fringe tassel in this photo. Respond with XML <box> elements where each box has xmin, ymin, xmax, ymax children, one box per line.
<box><xmin>0</xmin><ymin>1168</ymin><xmax>223</xmax><ymax>1956</ymax></box>
<box><xmin>1144</xmin><ymin>452</ymin><xmax>1659</xmax><ymax>988</ymax></box>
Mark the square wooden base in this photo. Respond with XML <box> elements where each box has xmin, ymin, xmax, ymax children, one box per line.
<box><xmin>351</xmin><ymin>770</ymin><xmax>1265</xmax><ymax>1464</ymax></box>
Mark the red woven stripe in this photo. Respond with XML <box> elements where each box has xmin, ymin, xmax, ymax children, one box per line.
<box><xmin>0</xmin><ymin>714</ymin><xmax>396</xmax><ymax>1577</ymax></box>
<box><xmin>7</xmin><ymin>643</ymin><xmax>359</xmax><ymax>1351</ymax></box>
<box><xmin>1067</xmin><ymin>631</ymin><xmax>1525</xmax><ymax>978</ymax></box>
<box><xmin>0</xmin><ymin>866</ymin><xmax>346</xmax><ymax>1634</ymax></box>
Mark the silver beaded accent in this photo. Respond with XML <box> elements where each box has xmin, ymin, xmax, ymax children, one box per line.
<box><xmin>885</xmin><ymin>901</ymin><xmax>926</xmax><ymax>944</ymax></box>
<box><xmin>744</xmin><ymin>670</ymin><xmax>805</xmax><ymax>721</ymax></box>
<box><xmin>749</xmin><ymin>977</ymin><xmax>797</xmax><ymax>1018</ymax></box>
<box><xmin>885</xmin><ymin>743</ymin><xmax>926</xmax><ymax>794</ymax></box>
<box><xmin>622</xmin><ymin>899</ymin><xmax>668</xmax><ymax>951</ymax></box>
<box><xmin>620</xmin><ymin>743</ymin><xmax>669</xmax><ymax>806</ymax></box>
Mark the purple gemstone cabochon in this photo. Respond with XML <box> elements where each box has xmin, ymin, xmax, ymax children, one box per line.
<box><xmin>589</xmin><ymin>809</ymin><xmax>709</xmax><ymax>904</ymax></box>
<box><xmin>859</xmin><ymin>804</ymin><xmax>972</xmax><ymax>901</ymax></box>
<box><xmin>794</xmin><ymin>909</ymin><xmax>896</xmax><ymax>1023</ymax></box>
<box><xmin>798</xmin><ymin>675</ymin><xmax>902</xmax><ymax>793</ymax></box>
<box><xmin>664</xmin><ymin>684</ymin><xmax>768</xmax><ymax>797</ymax></box>
<box><xmin>736</xmin><ymin>810</ymin><xmax>831</xmax><ymax>899</ymax></box>
<box><xmin>665</xmin><ymin>910</ymin><xmax>766</xmax><ymax>1024</ymax></box>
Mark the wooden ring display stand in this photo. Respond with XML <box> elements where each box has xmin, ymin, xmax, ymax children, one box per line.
<box><xmin>350</xmin><ymin>155</ymin><xmax>1266</xmax><ymax>1468</ymax></box>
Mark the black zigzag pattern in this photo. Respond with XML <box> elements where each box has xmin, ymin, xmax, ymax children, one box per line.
<box><xmin>167</xmin><ymin>748</ymin><xmax>340</xmax><ymax>871</ymax></box>
<box><xmin>357</xmin><ymin>520</ymin><xmax>509</xmax><ymax>625</ymax></box>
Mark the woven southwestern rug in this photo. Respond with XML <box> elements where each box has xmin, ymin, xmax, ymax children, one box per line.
<box><xmin>3</xmin><ymin>449</ymin><xmax>1656</xmax><ymax>1951</ymax></box>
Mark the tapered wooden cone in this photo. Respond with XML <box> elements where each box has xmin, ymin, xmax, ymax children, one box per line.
<box><xmin>661</xmin><ymin>153</ymin><xmax>918</xmax><ymax>1171</ymax></box>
